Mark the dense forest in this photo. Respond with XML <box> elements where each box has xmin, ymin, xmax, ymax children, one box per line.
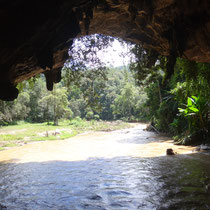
<box><xmin>0</xmin><ymin>66</ymin><xmax>147</xmax><ymax>125</ymax></box>
<box><xmin>0</xmin><ymin>35</ymin><xmax>209</xmax><ymax>145</ymax></box>
<box><xmin>130</xmin><ymin>45</ymin><xmax>210</xmax><ymax>144</ymax></box>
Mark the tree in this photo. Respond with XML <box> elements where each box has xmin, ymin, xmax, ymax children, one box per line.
<box><xmin>0</xmin><ymin>91</ymin><xmax>30</xmax><ymax>124</ymax></box>
<box><xmin>39</xmin><ymin>86</ymin><xmax>72</xmax><ymax>125</ymax></box>
<box><xmin>12</xmin><ymin>92</ymin><xmax>30</xmax><ymax>120</ymax></box>
<box><xmin>0</xmin><ymin>100</ymin><xmax>13</xmax><ymax>125</ymax></box>
<box><xmin>112</xmin><ymin>83</ymin><xmax>134</xmax><ymax>120</ymax></box>
<box><xmin>26</xmin><ymin>76</ymin><xmax>48</xmax><ymax>122</ymax></box>
<box><xmin>129</xmin><ymin>45</ymin><xmax>210</xmax><ymax>142</ymax></box>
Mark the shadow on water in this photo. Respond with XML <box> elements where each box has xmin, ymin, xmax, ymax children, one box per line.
<box><xmin>0</xmin><ymin>153</ymin><xmax>210</xmax><ymax>210</ymax></box>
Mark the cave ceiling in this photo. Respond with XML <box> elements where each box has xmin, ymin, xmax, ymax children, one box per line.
<box><xmin>0</xmin><ymin>0</ymin><xmax>210</xmax><ymax>100</ymax></box>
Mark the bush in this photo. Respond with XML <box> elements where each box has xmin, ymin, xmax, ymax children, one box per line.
<box><xmin>169</xmin><ymin>117</ymin><xmax>187</xmax><ymax>135</ymax></box>
<box><xmin>154</xmin><ymin>99</ymin><xmax>178</xmax><ymax>132</ymax></box>
<box><xmin>85</xmin><ymin>111</ymin><xmax>94</xmax><ymax>120</ymax></box>
<box><xmin>94</xmin><ymin>114</ymin><xmax>100</xmax><ymax>121</ymax></box>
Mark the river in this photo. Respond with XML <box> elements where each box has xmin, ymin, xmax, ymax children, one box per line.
<box><xmin>0</xmin><ymin>124</ymin><xmax>210</xmax><ymax>209</ymax></box>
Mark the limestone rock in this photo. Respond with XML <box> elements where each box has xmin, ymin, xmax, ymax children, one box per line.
<box><xmin>0</xmin><ymin>0</ymin><xmax>210</xmax><ymax>100</ymax></box>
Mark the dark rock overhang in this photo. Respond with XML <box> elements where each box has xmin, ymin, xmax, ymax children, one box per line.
<box><xmin>0</xmin><ymin>0</ymin><xmax>210</xmax><ymax>100</ymax></box>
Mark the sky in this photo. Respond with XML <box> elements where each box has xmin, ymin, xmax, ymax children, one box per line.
<box><xmin>72</xmin><ymin>36</ymin><xmax>135</xmax><ymax>68</ymax></box>
<box><xmin>97</xmin><ymin>39</ymin><xmax>134</xmax><ymax>67</ymax></box>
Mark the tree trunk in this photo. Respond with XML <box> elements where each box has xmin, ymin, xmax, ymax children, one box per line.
<box><xmin>53</xmin><ymin>113</ymin><xmax>58</xmax><ymax>125</ymax></box>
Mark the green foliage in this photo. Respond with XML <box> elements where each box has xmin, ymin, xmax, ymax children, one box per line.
<box><xmin>3</xmin><ymin>143</ymin><xmax>18</xmax><ymax>148</ymax></box>
<box><xmin>69</xmin><ymin>117</ymin><xmax>87</xmax><ymax>127</ymax></box>
<box><xmin>39</xmin><ymin>86</ymin><xmax>73</xmax><ymax>125</ymax></box>
<box><xmin>112</xmin><ymin>83</ymin><xmax>135</xmax><ymax>120</ymax></box>
<box><xmin>86</xmin><ymin>111</ymin><xmax>94</xmax><ymax>120</ymax></box>
<box><xmin>179</xmin><ymin>95</ymin><xmax>208</xmax><ymax>132</ymax></box>
<box><xmin>130</xmin><ymin>43</ymin><xmax>209</xmax><ymax>143</ymax></box>
<box><xmin>94</xmin><ymin>114</ymin><xmax>100</xmax><ymax>121</ymax></box>
<box><xmin>12</xmin><ymin>92</ymin><xmax>31</xmax><ymax>120</ymax></box>
<box><xmin>155</xmin><ymin>99</ymin><xmax>177</xmax><ymax>131</ymax></box>
<box><xmin>63</xmin><ymin>66</ymin><xmax>147</xmax><ymax>121</ymax></box>
<box><xmin>169</xmin><ymin>117</ymin><xmax>187</xmax><ymax>135</ymax></box>
<box><xmin>0</xmin><ymin>91</ymin><xmax>31</xmax><ymax>125</ymax></box>
<box><xmin>63</xmin><ymin>34</ymin><xmax>111</xmax><ymax>88</ymax></box>
<box><xmin>1</xmin><ymin>134</ymin><xmax>17</xmax><ymax>141</ymax></box>
<box><xmin>129</xmin><ymin>45</ymin><xmax>165</xmax><ymax>87</ymax></box>
<box><xmin>0</xmin><ymin>120</ymin><xmax>134</xmax><ymax>150</ymax></box>
<box><xmin>0</xmin><ymin>65</ymin><xmax>147</xmax><ymax>126</ymax></box>
<box><xmin>1</xmin><ymin>35</ymin><xmax>208</xmax><ymax>146</ymax></box>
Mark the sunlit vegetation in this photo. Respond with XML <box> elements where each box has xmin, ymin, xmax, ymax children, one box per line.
<box><xmin>0</xmin><ymin>66</ymin><xmax>146</xmax><ymax>126</ymax></box>
<box><xmin>0</xmin><ymin>34</ymin><xmax>209</xmax><ymax>146</ymax></box>
<box><xmin>0</xmin><ymin>119</ymin><xmax>134</xmax><ymax>150</ymax></box>
<box><xmin>130</xmin><ymin>45</ymin><xmax>210</xmax><ymax>145</ymax></box>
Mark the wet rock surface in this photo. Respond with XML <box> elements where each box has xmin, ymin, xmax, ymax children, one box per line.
<box><xmin>0</xmin><ymin>0</ymin><xmax>210</xmax><ymax>100</ymax></box>
<box><xmin>166</xmin><ymin>148</ymin><xmax>175</xmax><ymax>155</ymax></box>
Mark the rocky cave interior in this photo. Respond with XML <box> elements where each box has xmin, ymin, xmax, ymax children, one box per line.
<box><xmin>0</xmin><ymin>0</ymin><xmax>210</xmax><ymax>101</ymax></box>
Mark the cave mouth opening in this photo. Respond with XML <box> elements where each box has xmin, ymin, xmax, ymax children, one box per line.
<box><xmin>64</xmin><ymin>34</ymin><xmax>135</xmax><ymax>72</ymax></box>
<box><xmin>58</xmin><ymin>33</ymin><xmax>144</xmax><ymax>121</ymax></box>
<box><xmin>0</xmin><ymin>34</ymin><xmax>145</xmax><ymax>124</ymax></box>
<box><xmin>41</xmin><ymin>33</ymin><xmax>137</xmax><ymax>95</ymax></box>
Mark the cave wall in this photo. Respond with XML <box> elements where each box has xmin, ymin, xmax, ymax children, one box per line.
<box><xmin>0</xmin><ymin>0</ymin><xmax>210</xmax><ymax>100</ymax></box>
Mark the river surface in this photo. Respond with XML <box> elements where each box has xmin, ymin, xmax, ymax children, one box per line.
<box><xmin>0</xmin><ymin>124</ymin><xmax>210</xmax><ymax>210</ymax></box>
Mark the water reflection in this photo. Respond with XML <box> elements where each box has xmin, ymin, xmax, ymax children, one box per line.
<box><xmin>0</xmin><ymin>125</ymin><xmax>209</xmax><ymax>209</ymax></box>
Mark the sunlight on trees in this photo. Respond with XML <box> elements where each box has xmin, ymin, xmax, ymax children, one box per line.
<box><xmin>0</xmin><ymin>34</ymin><xmax>209</xmax><ymax>145</ymax></box>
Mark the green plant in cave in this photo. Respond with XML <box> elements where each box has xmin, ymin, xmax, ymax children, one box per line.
<box><xmin>129</xmin><ymin>45</ymin><xmax>210</xmax><ymax>141</ymax></box>
<box><xmin>178</xmin><ymin>95</ymin><xmax>208</xmax><ymax>133</ymax></box>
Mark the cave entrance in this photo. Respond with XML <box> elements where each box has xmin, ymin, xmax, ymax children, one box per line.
<box><xmin>0</xmin><ymin>34</ymin><xmax>149</xmax><ymax>146</ymax></box>
<box><xmin>61</xmin><ymin>34</ymin><xmax>145</xmax><ymax>121</ymax></box>
<box><xmin>66</xmin><ymin>34</ymin><xmax>135</xmax><ymax>71</ymax></box>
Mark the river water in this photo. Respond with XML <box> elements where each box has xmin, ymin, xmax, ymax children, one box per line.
<box><xmin>0</xmin><ymin>124</ymin><xmax>210</xmax><ymax>210</ymax></box>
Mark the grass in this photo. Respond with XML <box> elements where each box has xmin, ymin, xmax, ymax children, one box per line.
<box><xmin>0</xmin><ymin>119</ymin><xmax>135</xmax><ymax>150</ymax></box>
<box><xmin>3</xmin><ymin>143</ymin><xmax>18</xmax><ymax>148</ymax></box>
